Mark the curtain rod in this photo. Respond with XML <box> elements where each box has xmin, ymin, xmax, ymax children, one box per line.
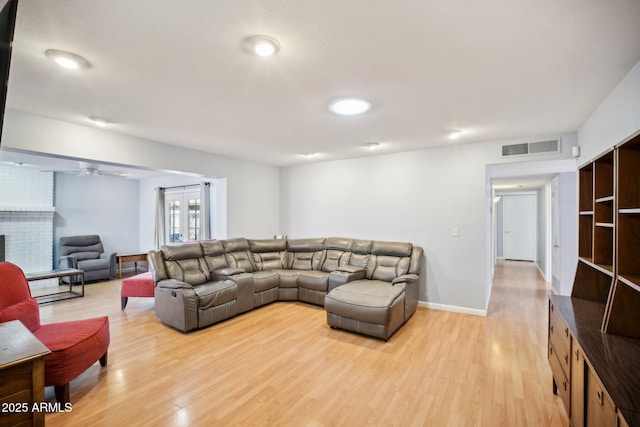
<box><xmin>155</xmin><ymin>182</ymin><xmax>210</xmax><ymax>191</ymax></box>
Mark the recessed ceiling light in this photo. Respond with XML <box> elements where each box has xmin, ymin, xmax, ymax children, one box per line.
<box><xmin>329</xmin><ymin>98</ymin><xmax>372</xmax><ymax>116</ymax></box>
<box><xmin>301</xmin><ymin>153</ymin><xmax>317</xmax><ymax>159</ymax></box>
<box><xmin>242</xmin><ymin>35</ymin><xmax>280</xmax><ymax>57</ymax></box>
<box><xmin>364</xmin><ymin>142</ymin><xmax>380</xmax><ymax>150</ymax></box>
<box><xmin>449</xmin><ymin>130</ymin><xmax>463</xmax><ymax>140</ymax></box>
<box><xmin>45</xmin><ymin>49</ymin><xmax>90</xmax><ymax>70</ymax></box>
<box><xmin>89</xmin><ymin>117</ymin><xmax>110</xmax><ymax>127</ymax></box>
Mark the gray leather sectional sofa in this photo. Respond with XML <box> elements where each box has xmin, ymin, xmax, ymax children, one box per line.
<box><xmin>148</xmin><ymin>237</ymin><xmax>424</xmax><ymax>340</ymax></box>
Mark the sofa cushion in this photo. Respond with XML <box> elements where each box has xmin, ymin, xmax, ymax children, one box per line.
<box><xmin>162</xmin><ymin>243</ymin><xmax>203</xmax><ymax>260</ymax></box>
<box><xmin>346</xmin><ymin>239</ymin><xmax>372</xmax><ymax>270</ymax></box>
<box><xmin>253</xmin><ymin>270</ymin><xmax>280</xmax><ymax>292</ymax></box>
<box><xmin>286</xmin><ymin>238</ymin><xmax>325</xmax><ymax>271</ymax></box>
<box><xmin>271</xmin><ymin>269</ymin><xmax>300</xmax><ymax>288</ymax></box>
<box><xmin>34</xmin><ymin>316</ymin><xmax>110</xmax><ymax>387</ymax></box>
<box><xmin>298</xmin><ymin>270</ymin><xmax>330</xmax><ymax>291</ymax></box>
<box><xmin>160</xmin><ymin>244</ymin><xmax>211</xmax><ymax>285</ymax></box>
<box><xmin>0</xmin><ymin>298</ymin><xmax>41</xmax><ymax>332</ymax></box>
<box><xmin>59</xmin><ymin>235</ymin><xmax>104</xmax><ymax>259</ymax></box>
<box><xmin>68</xmin><ymin>251</ymin><xmax>100</xmax><ymax>261</ymax></box>
<box><xmin>318</xmin><ymin>238</ymin><xmax>351</xmax><ymax>272</ymax></box>
<box><xmin>320</xmin><ymin>249</ymin><xmax>350</xmax><ymax>273</ymax></box>
<box><xmin>201</xmin><ymin>241</ymin><xmax>228</xmax><ymax>271</ymax></box>
<box><xmin>249</xmin><ymin>239</ymin><xmax>287</xmax><ymax>270</ymax></box>
<box><xmin>371</xmin><ymin>241</ymin><xmax>412</xmax><ymax>257</ymax></box>
<box><xmin>221</xmin><ymin>237</ymin><xmax>251</xmax><ymax>252</ymax></box>
<box><xmin>77</xmin><ymin>258</ymin><xmax>111</xmax><ymax>271</ymax></box>
<box><xmin>249</xmin><ymin>239</ymin><xmax>287</xmax><ymax>253</ymax></box>
<box><xmin>366</xmin><ymin>255</ymin><xmax>411</xmax><ymax>282</ymax></box>
<box><xmin>194</xmin><ymin>281</ymin><xmax>237</xmax><ymax>309</ymax></box>
<box><xmin>366</xmin><ymin>241</ymin><xmax>413</xmax><ymax>281</ymax></box>
<box><xmin>324</xmin><ymin>280</ymin><xmax>404</xmax><ymax>324</ymax></box>
<box><xmin>222</xmin><ymin>238</ymin><xmax>255</xmax><ymax>273</ymax></box>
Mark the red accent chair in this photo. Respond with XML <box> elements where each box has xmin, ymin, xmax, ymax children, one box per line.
<box><xmin>0</xmin><ymin>262</ymin><xmax>110</xmax><ymax>403</ymax></box>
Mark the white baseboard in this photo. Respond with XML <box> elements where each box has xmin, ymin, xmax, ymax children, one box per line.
<box><xmin>536</xmin><ymin>263</ymin><xmax>551</xmax><ymax>283</ymax></box>
<box><xmin>417</xmin><ymin>301</ymin><xmax>487</xmax><ymax>317</ymax></box>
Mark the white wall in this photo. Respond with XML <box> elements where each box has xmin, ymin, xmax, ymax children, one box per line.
<box><xmin>2</xmin><ymin>111</ymin><xmax>280</xmax><ymax>242</ymax></box>
<box><xmin>281</xmin><ymin>135</ymin><xmax>577</xmax><ymax>313</ymax></box>
<box><xmin>54</xmin><ymin>172</ymin><xmax>140</xmax><ymax>263</ymax></box>
<box><xmin>578</xmin><ymin>60</ymin><xmax>640</xmax><ymax>161</ymax></box>
<box><xmin>536</xmin><ymin>185</ymin><xmax>549</xmax><ymax>280</ymax></box>
<box><xmin>552</xmin><ymin>172</ymin><xmax>578</xmax><ymax>295</ymax></box>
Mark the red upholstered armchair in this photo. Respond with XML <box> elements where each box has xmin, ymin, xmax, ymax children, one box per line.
<box><xmin>0</xmin><ymin>262</ymin><xmax>110</xmax><ymax>402</ymax></box>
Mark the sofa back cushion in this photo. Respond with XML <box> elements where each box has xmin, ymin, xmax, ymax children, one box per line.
<box><xmin>348</xmin><ymin>239</ymin><xmax>373</xmax><ymax>270</ymax></box>
<box><xmin>201</xmin><ymin>240</ymin><xmax>228</xmax><ymax>271</ymax></box>
<box><xmin>161</xmin><ymin>243</ymin><xmax>210</xmax><ymax>285</ymax></box>
<box><xmin>222</xmin><ymin>238</ymin><xmax>255</xmax><ymax>272</ymax></box>
<box><xmin>286</xmin><ymin>238</ymin><xmax>325</xmax><ymax>271</ymax></box>
<box><xmin>366</xmin><ymin>241</ymin><xmax>412</xmax><ymax>281</ymax></box>
<box><xmin>249</xmin><ymin>239</ymin><xmax>287</xmax><ymax>270</ymax></box>
<box><xmin>59</xmin><ymin>235</ymin><xmax>104</xmax><ymax>260</ymax></box>
<box><xmin>320</xmin><ymin>237</ymin><xmax>352</xmax><ymax>272</ymax></box>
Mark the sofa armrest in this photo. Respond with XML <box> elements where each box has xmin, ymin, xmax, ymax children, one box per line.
<box><xmin>215</xmin><ymin>267</ymin><xmax>245</xmax><ymax>276</ymax></box>
<box><xmin>336</xmin><ymin>265</ymin><xmax>365</xmax><ymax>274</ymax></box>
<box><xmin>392</xmin><ymin>274</ymin><xmax>420</xmax><ymax>321</ymax></box>
<box><xmin>392</xmin><ymin>274</ymin><xmax>419</xmax><ymax>285</ymax></box>
<box><xmin>109</xmin><ymin>252</ymin><xmax>118</xmax><ymax>278</ymax></box>
<box><xmin>59</xmin><ymin>255</ymin><xmax>77</xmax><ymax>269</ymax></box>
<box><xmin>154</xmin><ymin>281</ymin><xmax>198</xmax><ymax>332</ymax></box>
<box><xmin>157</xmin><ymin>279</ymin><xmax>193</xmax><ymax>290</ymax></box>
<box><xmin>328</xmin><ymin>269</ymin><xmax>366</xmax><ymax>291</ymax></box>
<box><xmin>149</xmin><ymin>250</ymin><xmax>168</xmax><ymax>281</ymax></box>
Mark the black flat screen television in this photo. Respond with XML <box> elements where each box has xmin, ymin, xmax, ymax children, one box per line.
<box><xmin>0</xmin><ymin>0</ymin><xmax>17</xmax><ymax>147</ymax></box>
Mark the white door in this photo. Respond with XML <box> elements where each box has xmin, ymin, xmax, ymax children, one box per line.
<box><xmin>503</xmin><ymin>194</ymin><xmax>536</xmax><ymax>261</ymax></box>
<box><xmin>551</xmin><ymin>177</ymin><xmax>561</xmax><ymax>287</ymax></box>
<box><xmin>165</xmin><ymin>190</ymin><xmax>201</xmax><ymax>244</ymax></box>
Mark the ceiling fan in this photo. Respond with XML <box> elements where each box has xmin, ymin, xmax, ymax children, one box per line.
<box><xmin>45</xmin><ymin>161</ymin><xmax>128</xmax><ymax>178</ymax></box>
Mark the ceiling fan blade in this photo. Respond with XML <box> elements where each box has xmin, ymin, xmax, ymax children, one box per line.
<box><xmin>96</xmin><ymin>170</ymin><xmax>128</xmax><ymax>178</ymax></box>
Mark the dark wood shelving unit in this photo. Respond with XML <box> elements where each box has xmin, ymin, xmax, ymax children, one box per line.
<box><xmin>550</xmin><ymin>132</ymin><xmax>640</xmax><ymax>427</ymax></box>
<box><xmin>572</xmin><ymin>149</ymin><xmax>616</xmax><ymax>304</ymax></box>
<box><xmin>604</xmin><ymin>133</ymin><xmax>640</xmax><ymax>339</ymax></box>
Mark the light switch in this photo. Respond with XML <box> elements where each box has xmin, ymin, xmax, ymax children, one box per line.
<box><xmin>452</xmin><ymin>227</ymin><xmax>460</xmax><ymax>237</ymax></box>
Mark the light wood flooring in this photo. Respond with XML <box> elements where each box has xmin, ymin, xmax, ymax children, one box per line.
<box><xmin>39</xmin><ymin>261</ymin><xmax>569</xmax><ymax>426</ymax></box>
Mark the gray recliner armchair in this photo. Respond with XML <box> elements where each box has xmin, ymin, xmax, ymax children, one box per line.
<box><xmin>58</xmin><ymin>235</ymin><xmax>115</xmax><ymax>283</ymax></box>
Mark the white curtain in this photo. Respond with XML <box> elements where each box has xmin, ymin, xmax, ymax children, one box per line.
<box><xmin>154</xmin><ymin>187</ymin><xmax>166</xmax><ymax>249</ymax></box>
<box><xmin>200</xmin><ymin>182</ymin><xmax>211</xmax><ymax>240</ymax></box>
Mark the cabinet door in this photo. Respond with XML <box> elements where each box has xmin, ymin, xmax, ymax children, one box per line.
<box><xmin>586</xmin><ymin>370</ymin><xmax>616</xmax><ymax>427</ymax></box>
<box><xmin>570</xmin><ymin>346</ymin><xmax>585</xmax><ymax>427</ymax></box>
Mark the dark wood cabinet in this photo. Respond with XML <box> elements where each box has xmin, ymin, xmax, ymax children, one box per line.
<box><xmin>0</xmin><ymin>320</ymin><xmax>50</xmax><ymax>427</ymax></box>
<box><xmin>570</xmin><ymin>345</ymin><xmax>585</xmax><ymax>427</ymax></box>
<box><xmin>587</xmin><ymin>370</ymin><xmax>616</xmax><ymax>427</ymax></box>
<box><xmin>549</xmin><ymin>130</ymin><xmax>640</xmax><ymax>427</ymax></box>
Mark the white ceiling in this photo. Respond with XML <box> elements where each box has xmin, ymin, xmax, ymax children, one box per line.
<box><xmin>4</xmin><ymin>0</ymin><xmax>640</xmax><ymax>168</ymax></box>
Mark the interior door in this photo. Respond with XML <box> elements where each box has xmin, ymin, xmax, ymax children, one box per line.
<box><xmin>503</xmin><ymin>194</ymin><xmax>536</xmax><ymax>261</ymax></box>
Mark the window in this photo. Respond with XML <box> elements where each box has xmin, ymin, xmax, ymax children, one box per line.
<box><xmin>165</xmin><ymin>190</ymin><xmax>201</xmax><ymax>244</ymax></box>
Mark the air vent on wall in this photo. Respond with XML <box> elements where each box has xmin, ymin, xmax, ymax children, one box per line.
<box><xmin>502</xmin><ymin>139</ymin><xmax>561</xmax><ymax>157</ymax></box>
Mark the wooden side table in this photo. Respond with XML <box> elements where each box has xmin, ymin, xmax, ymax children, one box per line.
<box><xmin>117</xmin><ymin>252</ymin><xmax>148</xmax><ymax>278</ymax></box>
<box><xmin>0</xmin><ymin>320</ymin><xmax>50</xmax><ymax>427</ymax></box>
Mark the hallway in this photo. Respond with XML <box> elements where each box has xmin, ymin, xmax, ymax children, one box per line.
<box><xmin>480</xmin><ymin>259</ymin><xmax>569</xmax><ymax>425</ymax></box>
